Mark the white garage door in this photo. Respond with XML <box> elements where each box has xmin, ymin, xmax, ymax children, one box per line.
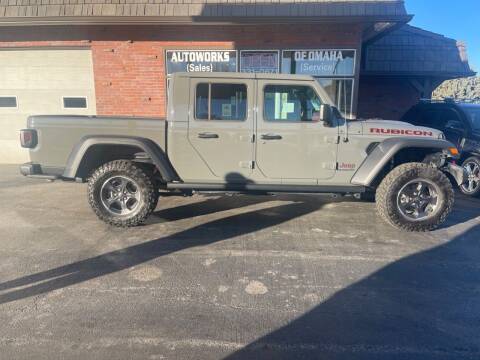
<box><xmin>0</xmin><ymin>48</ymin><xmax>96</xmax><ymax>164</ymax></box>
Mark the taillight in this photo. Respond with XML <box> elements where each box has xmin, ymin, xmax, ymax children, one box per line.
<box><xmin>20</xmin><ymin>129</ymin><xmax>37</xmax><ymax>148</ymax></box>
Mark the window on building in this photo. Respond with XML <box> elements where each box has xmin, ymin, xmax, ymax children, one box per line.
<box><xmin>0</xmin><ymin>96</ymin><xmax>17</xmax><ymax>108</ymax></box>
<box><xmin>315</xmin><ymin>79</ymin><xmax>353</xmax><ymax>119</ymax></box>
<box><xmin>281</xmin><ymin>49</ymin><xmax>356</xmax><ymax>119</ymax></box>
<box><xmin>240</xmin><ymin>50</ymin><xmax>279</xmax><ymax>73</ymax></box>
<box><xmin>63</xmin><ymin>97</ymin><xmax>87</xmax><ymax>109</ymax></box>
<box><xmin>264</xmin><ymin>85</ymin><xmax>323</xmax><ymax>122</ymax></box>
<box><xmin>195</xmin><ymin>83</ymin><xmax>247</xmax><ymax>121</ymax></box>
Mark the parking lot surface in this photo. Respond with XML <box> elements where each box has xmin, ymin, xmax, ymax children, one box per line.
<box><xmin>1</xmin><ymin>164</ymin><xmax>480</xmax><ymax>359</ymax></box>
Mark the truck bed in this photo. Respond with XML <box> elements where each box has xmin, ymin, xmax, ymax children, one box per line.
<box><xmin>26</xmin><ymin>115</ymin><xmax>166</xmax><ymax>172</ymax></box>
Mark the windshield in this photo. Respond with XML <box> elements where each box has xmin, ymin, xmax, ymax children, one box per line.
<box><xmin>465</xmin><ymin>107</ymin><xmax>480</xmax><ymax>132</ymax></box>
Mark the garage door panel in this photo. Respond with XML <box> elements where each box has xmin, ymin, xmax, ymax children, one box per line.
<box><xmin>1</xmin><ymin>67</ymin><xmax>95</xmax><ymax>90</ymax></box>
<box><xmin>0</xmin><ymin>49</ymin><xmax>94</xmax><ymax>68</ymax></box>
<box><xmin>0</xmin><ymin>49</ymin><xmax>96</xmax><ymax>164</ymax></box>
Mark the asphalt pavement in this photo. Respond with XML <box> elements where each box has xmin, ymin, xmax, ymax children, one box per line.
<box><xmin>1</xmin><ymin>164</ymin><xmax>479</xmax><ymax>359</ymax></box>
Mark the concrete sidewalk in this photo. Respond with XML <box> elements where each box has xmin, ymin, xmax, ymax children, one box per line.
<box><xmin>1</xmin><ymin>164</ymin><xmax>479</xmax><ymax>359</ymax></box>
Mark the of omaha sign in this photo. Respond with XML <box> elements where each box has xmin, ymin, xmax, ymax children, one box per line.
<box><xmin>166</xmin><ymin>50</ymin><xmax>237</xmax><ymax>74</ymax></box>
<box><xmin>282</xmin><ymin>49</ymin><xmax>356</xmax><ymax>77</ymax></box>
<box><xmin>293</xmin><ymin>50</ymin><xmax>345</xmax><ymax>62</ymax></box>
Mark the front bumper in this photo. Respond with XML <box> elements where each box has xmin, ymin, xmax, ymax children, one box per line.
<box><xmin>443</xmin><ymin>163</ymin><xmax>468</xmax><ymax>186</ymax></box>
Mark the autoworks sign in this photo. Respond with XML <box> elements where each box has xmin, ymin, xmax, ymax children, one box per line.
<box><xmin>166</xmin><ymin>50</ymin><xmax>237</xmax><ymax>74</ymax></box>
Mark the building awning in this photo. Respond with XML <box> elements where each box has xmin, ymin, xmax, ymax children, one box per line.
<box><xmin>362</xmin><ymin>25</ymin><xmax>475</xmax><ymax>79</ymax></box>
<box><xmin>0</xmin><ymin>0</ymin><xmax>410</xmax><ymax>26</ymax></box>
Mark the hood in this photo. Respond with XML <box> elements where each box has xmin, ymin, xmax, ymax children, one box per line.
<box><xmin>354</xmin><ymin>119</ymin><xmax>444</xmax><ymax>139</ymax></box>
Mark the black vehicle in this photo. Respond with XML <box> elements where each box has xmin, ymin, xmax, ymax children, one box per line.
<box><xmin>402</xmin><ymin>100</ymin><xmax>480</xmax><ymax>196</ymax></box>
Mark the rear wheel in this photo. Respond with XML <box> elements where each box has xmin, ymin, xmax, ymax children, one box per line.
<box><xmin>459</xmin><ymin>157</ymin><xmax>480</xmax><ymax>197</ymax></box>
<box><xmin>88</xmin><ymin>160</ymin><xmax>158</xmax><ymax>227</ymax></box>
<box><xmin>376</xmin><ymin>162</ymin><xmax>454</xmax><ymax>232</ymax></box>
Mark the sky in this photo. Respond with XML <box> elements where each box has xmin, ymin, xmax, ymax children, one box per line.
<box><xmin>406</xmin><ymin>0</ymin><xmax>479</xmax><ymax>72</ymax></box>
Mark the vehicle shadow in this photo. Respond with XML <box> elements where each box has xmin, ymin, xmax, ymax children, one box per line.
<box><xmin>152</xmin><ymin>194</ymin><xmax>274</xmax><ymax>222</ymax></box>
<box><xmin>0</xmin><ymin>199</ymin><xmax>321</xmax><ymax>305</ymax></box>
<box><xmin>441</xmin><ymin>192</ymin><xmax>480</xmax><ymax>228</ymax></box>
<box><xmin>224</xmin><ymin>224</ymin><xmax>480</xmax><ymax>360</ymax></box>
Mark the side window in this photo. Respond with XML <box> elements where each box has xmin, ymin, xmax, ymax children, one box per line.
<box><xmin>402</xmin><ymin>108</ymin><xmax>422</xmax><ymax>125</ymax></box>
<box><xmin>421</xmin><ymin>109</ymin><xmax>445</xmax><ymax>129</ymax></box>
<box><xmin>264</xmin><ymin>85</ymin><xmax>323</xmax><ymax>122</ymax></box>
<box><xmin>442</xmin><ymin>109</ymin><xmax>464</xmax><ymax>133</ymax></box>
<box><xmin>195</xmin><ymin>83</ymin><xmax>247</xmax><ymax>121</ymax></box>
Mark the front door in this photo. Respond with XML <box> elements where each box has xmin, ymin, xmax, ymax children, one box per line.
<box><xmin>256</xmin><ymin>80</ymin><xmax>339</xmax><ymax>181</ymax></box>
<box><xmin>188</xmin><ymin>78</ymin><xmax>255</xmax><ymax>182</ymax></box>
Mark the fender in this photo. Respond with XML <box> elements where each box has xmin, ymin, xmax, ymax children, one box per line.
<box><xmin>351</xmin><ymin>138</ymin><xmax>456</xmax><ymax>186</ymax></box>
<box><xmin>63</xmin><ymin>135</ymin><xmax>179</xmax><ymax>182</ymax></box>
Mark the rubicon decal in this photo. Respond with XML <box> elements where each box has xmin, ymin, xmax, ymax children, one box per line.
<box><xmin>370</xmin><ymin>128</ymin><xmax>434</xmax><ymax>137</ymax></box>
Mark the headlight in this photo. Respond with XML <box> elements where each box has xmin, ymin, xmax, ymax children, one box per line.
<box><xmin>438</xmin><ymin>132</ymin><xmax>446</xmax><ymax>140</ymax></box>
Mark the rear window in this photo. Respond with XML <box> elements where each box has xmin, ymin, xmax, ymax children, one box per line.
<box><xmin>195</xmin><ymin>83</ymin><xmax>247</xmax><ymax>121</ymax></box>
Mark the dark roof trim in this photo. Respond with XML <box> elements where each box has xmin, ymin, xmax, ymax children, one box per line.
<box><xmin>361</xmin><ymin>71</ymin><xmax>477</xmax><ymax>79</ymax></box>
<box><xmin>0</xmin><ymin>14</ymin><xmax>413</xmax><ymax>26</ymax></box>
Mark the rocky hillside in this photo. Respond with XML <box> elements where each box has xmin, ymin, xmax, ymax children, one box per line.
<box><xmin>432</xmin><ymin>77</ymin><xmax>480</xmax><ymax>102</ymax></box>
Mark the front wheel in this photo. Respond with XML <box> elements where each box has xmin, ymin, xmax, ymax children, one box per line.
<box><xmin>459</xmin><ymin>157</ymin><xmax>480</xmax><ymax>197</ymax></box>
<box><xmin>87</xmin><ymin>160</ymin><xmax>158</xmax><ymax>227</ymax></box>
<box><xmin>375</xmin><ymin>163</ymin><xmax>454</xmax><ymax>232</ymax></box>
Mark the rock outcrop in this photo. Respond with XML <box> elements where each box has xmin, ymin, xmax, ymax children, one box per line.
<box><xmin>432</xmin><ymin>77</ymin><xmax>480</xmax><ymax>102</ymax></box>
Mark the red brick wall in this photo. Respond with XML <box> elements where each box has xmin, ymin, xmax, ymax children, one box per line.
<box><xmin>357</xmin><ymin>76</ymin><xmax>421</xmax><ymax>120</ymax></box>
<box><xmin>0</xmin><ymin>24</ymin><xmax>363</xmax><ymax>117</ymax></box>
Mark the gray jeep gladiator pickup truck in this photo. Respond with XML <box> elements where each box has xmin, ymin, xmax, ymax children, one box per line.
<box><xmin>20</xmin><ymin>72</ymin><xmax>465</xmax><ymax>231</ymax></box>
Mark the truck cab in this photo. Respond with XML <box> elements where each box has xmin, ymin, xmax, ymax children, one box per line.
<box><xmin>166</xmin><ymin>72</ymin><xmax>341</xmax><ymax>186</ymax></box>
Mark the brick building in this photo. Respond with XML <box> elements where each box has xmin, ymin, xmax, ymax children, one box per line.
<box><xmin>0</xmin><ymin>0</ymin><xmax>474</xmax><ymax>163</ymax></box>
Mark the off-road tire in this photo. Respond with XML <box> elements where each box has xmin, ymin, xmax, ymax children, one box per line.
<box><xmin>376</xmin><ymin>162</ymin><xmax>454</xmax><ymax>232</ymax></box>
<box><xmin>459</xmin><ymin>157</ymin><xmax>480</xmax><ymax>197</ymax></box>
<box><xmin>88</xmin><ymin>160</ymin><xmax>158</xmax><ymax>227</ymax></box>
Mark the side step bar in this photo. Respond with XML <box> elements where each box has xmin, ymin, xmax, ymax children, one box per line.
<box><xmin>26</xmin><ymin>174</ymin><xmax>60</xmax><ymax>181</ymax></box>
<box><xmin>167</xmin><ymin>182</ymin><xmax>366</xmax><ymax>194</ymax></box>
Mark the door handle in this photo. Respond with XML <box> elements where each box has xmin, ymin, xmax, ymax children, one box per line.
<box><xmin>198</xmin><ymin>132</ymin><xmax>219</xmax><ymax>139</ymax></box>
<box><xmin>261</xmin><ymin>134</ymin><xmax>282</xmax><ymax>140</ymax></box>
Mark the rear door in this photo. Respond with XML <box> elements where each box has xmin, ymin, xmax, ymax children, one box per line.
<box><xmin>255</xmin><ymin>80</ymin><xmax>339</xmax><ymax>182</ymax></box>
<box><xmin>188</xmin><ymin>78</ymin><xmax>255</xmax><ymax>182</ymax></box>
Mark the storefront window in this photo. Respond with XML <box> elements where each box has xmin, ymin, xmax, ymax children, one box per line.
<box><xmin>281</xmin><ymin>50</ymin><xmax>355</xmax><ymax>77</ymax></box>
<box><xmin>240</xmin><ymin>51</ymin><xmax>279</xmax><ymax>73</ymax></box>
<box><xmin>281</xmin><ymin>49</ymin><xmax>356</xmax><ymax>118</ymax></box>
<box><xmin>316</xmin><ymin>78</ymin><xmax>353</xmax><ymax>119</ymax></box>
<box><xmin>165</xmin><ymin>48</ymin><xmax>356</xmax><ymax>118</ymax></box>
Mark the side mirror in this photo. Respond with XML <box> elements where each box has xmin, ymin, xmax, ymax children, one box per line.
<box><xmin>319</xmin><ymin>104</ymin><xmax>333</xmax><ymax>126</ymax></box>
